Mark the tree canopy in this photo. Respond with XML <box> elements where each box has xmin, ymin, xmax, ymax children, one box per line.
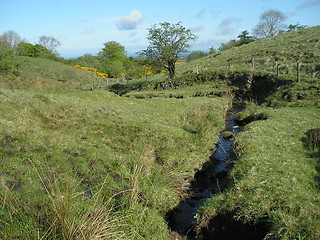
<box><xmin>141</xmin><ymin>22</ymin><xmax>197</xmax><ymax>78</ymax></box>
<box><xmin>237</xmin><ymin>30</ymin><xmax>255</xmax><ymax>45</ymax></box>
<box><xmin>98</xmin><ymin>41</ymin><xmax>129</xmax><ymax>78</ymax></box>
<box><xmin>186</xmin><ymin>50</ymin><xmax>207</xmax><ymax>62</ymax></box>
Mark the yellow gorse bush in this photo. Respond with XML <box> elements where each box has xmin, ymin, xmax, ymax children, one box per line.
<box><xmin>74</xmin><ymin>65</ymin><xmax>108</xmax><ymax>79</ymax></box>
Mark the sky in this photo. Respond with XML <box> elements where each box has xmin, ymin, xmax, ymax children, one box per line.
<box><xmin>1</xmin><ymin>0</ymin><xmax>319</xmax><ymax>58</ymax></box>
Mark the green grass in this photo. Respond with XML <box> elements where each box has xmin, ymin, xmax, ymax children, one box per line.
<box><xmin>0</xmin><ymin>25</ymin><xmax>319</xmax><ymax>240</ymax></box>
<box><xmin>118</xmin><ymin>26</ymin><xmax>320</xmax><ymax>107</ymax></box>
<box><xmin>176</xmin><ymin>26</ymin><xmax>320</xmax><ymax>77</ymax></box>
<box><xmin>197</xmin><ymin>105</ymin><xmax>320</xmax><ymax>239</ymax></box>
<box><xmin>0</xmin><ymin>88</ymin><xmax>229</xmax><ymax>239</ymax></box>
<box><xmin>0</xmin><ymin>56</ymin><xmax>108</xmax><ymax>90</ymax></box>
<box><xmin>124</xmin><ymin>83</ymin><xmax>233</xmax><ymax>99</ymax></box>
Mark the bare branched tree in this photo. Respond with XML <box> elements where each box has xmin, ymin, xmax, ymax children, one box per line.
<box><xmin>0</xmin><ymin>30</ymin><xmax>24</xmax><ymax>48</ymax></box>
<box><xmin>253</xmin><ymin>9</ymin><xmax>287</xmax><ymax>38</ymax></box>
<box><xmin>38</xmin><ymin>36</ymin><xmax>61</xmax><ymax>52</ymax></box>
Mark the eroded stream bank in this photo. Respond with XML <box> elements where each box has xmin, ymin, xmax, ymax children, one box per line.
<box><xmin>166</xmin><ymin>107</ymin><xmax>241</xmax><ymax>239</ymax></box>
<box><xmin>166</xmin><ymin>105</ymin><xmax>270</xmax><ymax>239</ymax></box>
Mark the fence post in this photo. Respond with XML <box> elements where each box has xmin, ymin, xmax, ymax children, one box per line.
<box><xmin>297</xmin><ymin>62</ymin><xmax>300</xmax><ymax>82</ymax></box>
<box><xmin>251</xmin><ymin>58</ymin><xmax>254</xmax><ymax>69</ymax></box>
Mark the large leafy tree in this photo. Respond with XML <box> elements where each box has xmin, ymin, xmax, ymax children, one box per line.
<box><xmin>141</xmin><ymin>22</ymin><xmax>197</xmax><ymax>78</ymax></box>
<box><xmin>253</xmin><ymin>9</ymin><xmax>287</xmax><ymax>38</ymax></box>
<box><xmin>98</xmin><ymin>41</ymin><xmax>128</xmax><ymax>77</ymax></box>
<box><xmin>98</xmin><ymin>41</ymin><xmax>127</xmax><ymax>62</ymax></box>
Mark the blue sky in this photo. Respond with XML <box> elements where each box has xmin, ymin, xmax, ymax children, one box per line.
<box><xmin>1</xmin><ymin>0</ymin><xmax>319</xmax><ymax>58</ymax></box>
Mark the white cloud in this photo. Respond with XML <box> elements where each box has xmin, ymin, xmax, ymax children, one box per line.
<box><xmin>190</xmin><ymin>25</ymin><xmax>205</xmax><ymax>32</ymax></box>
<box><xmin>117</xmin><ymin>10</ymin><xmax>144</xmax><ymax>31</ymax></box>
<box><xmin>297</xmin><ymin>0</ymin><xmax>320</xmax><ymax>9</ymax></box>
<box><xmin>195</xmin><ymin>8</ymin><xmax>206</xmax><ymax>18</ymax></box>
<box><xmin>218</xmin><ymin>17</ymin><xmax>242</xmax><ymax>36</ymax></box>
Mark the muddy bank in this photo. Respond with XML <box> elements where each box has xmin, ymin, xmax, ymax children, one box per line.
<box><xmin>197</xmin><ymin>213</ymin><xmax>270</xmax><ymax>240</ymax></box>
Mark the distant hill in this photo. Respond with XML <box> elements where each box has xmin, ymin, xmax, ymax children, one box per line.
<box><xmin>178</xmin><ymin>26</ymin><xmax>320</xmax><ymax>77</ymax></box>
<box><xmin>0</xmin><ymin>56</ymin><xmax>107</xmax><ymax>90</ymax></box>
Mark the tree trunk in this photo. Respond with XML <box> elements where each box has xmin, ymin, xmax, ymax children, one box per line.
<box><xmin>168</xmin><ymin>60</ymin><xmax>175</xmax><ymax>79</ymax></box>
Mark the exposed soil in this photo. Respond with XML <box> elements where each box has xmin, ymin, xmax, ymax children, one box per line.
<box><xmin>197</xmin><ymin>213</ymin><xmax>271</xmax><ymax>240</ymax></box>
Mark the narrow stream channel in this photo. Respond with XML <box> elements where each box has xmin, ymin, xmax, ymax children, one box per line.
<box><xmin>166</xmin><ymin>108</ymin><xmax>242</xmax><ymax>239</ymax></box>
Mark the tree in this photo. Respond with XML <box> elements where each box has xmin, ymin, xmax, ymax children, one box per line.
<box><xmin>98</xmin><ymin>41</ymin><xmax>127</xmax><ymax>62</ymax></box>
<box><xmin>218</xmin><ymin>40</ymin><xmax>238</xmax><ymax>51</ymax></box>
<box><xmin>38</xmin><ymin>36</ymin><xmax>61</xmax><ymax>53</ymax></box>
<box><xmin>16</xmin><ymin>42</ymin><xmax>57</xmax><ymax>59</ymax></box>
<box><xmin>287</xmin><ymin>23</ymin><xmax>307</xmax><ymax>32</ymax></box>
<box><xmin>0</xmin><ymin>30</ymin><xmax>24</xmax><ymax>49</ymax></box>
<box><xmin>253</xmin><ymin>9</ymin><xmax>287</xmax><ymax>38</ymax></box>
<box><xmin>209</xmin><ymin>47</ymin><xmax>217</xmax><ymax>55</ymax></box>
<box><xmin>0</xmin><ymin>42</ymin><xmax>16</xmax><ymax>74</ymax></box>
<box><xmin>105</xmin><ymin>61</ymin><xmax>126</xmax><ymax>78</ymax></box>
<box><xmin>98</xmin><ymin>41</ymin><xmax>128</xmax><ymax>78</ymax></box>
<box><xmin>16</xmin><ymin>42</ymin><xmax>38</xmax><ymax>57</ymax></box>
<box><xmin>237</xmin><ymin>30</ymin><xmax>255</xmax><ymax>45</ymax></box>
<box><xmin>186</xmin><ymin>50</ymin><xmax>207</xmax><ymax>62</ymax></box>
<box><xmin>141</xmin><ymin>22</ymin><xmax>197</xmax><ymax>78</ymax></box>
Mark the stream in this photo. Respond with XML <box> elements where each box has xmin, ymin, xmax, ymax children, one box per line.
<box><xmin>166</xmin><ymin>108</ymin><xmax>242</xmax><ymax>239</ymax></box>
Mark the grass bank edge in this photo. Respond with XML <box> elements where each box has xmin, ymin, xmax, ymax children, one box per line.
<box><xmin>197</xmin><ymin>105</ymin><xmax>320</xmax><ymax>239</ymax></box>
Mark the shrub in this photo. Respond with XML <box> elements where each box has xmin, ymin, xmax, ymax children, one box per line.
<box><xmin>0</xmin><ymin>43</ymin><xmax>18</xmax><ymax>75</ymax></box>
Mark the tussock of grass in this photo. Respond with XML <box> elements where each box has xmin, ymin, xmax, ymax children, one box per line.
<box><xmin>197</xmin><ymin>106</ymin><xmax>320</xmax><ymax>239</ymax></box>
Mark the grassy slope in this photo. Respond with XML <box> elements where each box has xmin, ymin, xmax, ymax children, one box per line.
<box><xmin>0</xmin><ymin>87</ymin><xmax>229</xmax><ymax>239</ymax></box>
<box><xmin>125</xmin><ymin>26</ymin><xmax>319</xmax><ymax>108</ymax></box>
<box><xmin>198</xmin><ymin>105</ymin><xmax>320</xmax><ymax>239</ymax></box>
<box><xmin>177</xmin><ymin>26</ymin><xmax>320</xmax><ymax>76</ymax></box>
<box><xmin>0</xmin><ymin>56</ymin><xmax>108</xmax><ymax>90</ymax></box>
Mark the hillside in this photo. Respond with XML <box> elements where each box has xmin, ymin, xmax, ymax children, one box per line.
<box><xmin>178</xmin><ymin>26</ymin><xmax>320</xmax><ymax>76</ymax></box>
<box><xmin>121</xmin><ymin>26</ymin><xmax>320</xmax><ymax>107</ymax></box>
<box><xmin>0</xmin><ymin>56</ymin><xmax>108</xmax><ymax>90</ymax></box>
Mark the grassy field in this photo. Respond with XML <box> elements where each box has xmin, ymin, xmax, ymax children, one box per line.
<box><xmin>0</xmin><ymin>88</ymin><xmax>229</xmax><ymax>239</ymax></box>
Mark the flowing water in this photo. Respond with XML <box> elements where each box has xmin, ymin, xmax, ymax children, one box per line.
<box><xmin>166</xmin><ymin>109</ymin><xmax>241</xmax><ymax>239</ymax></box>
